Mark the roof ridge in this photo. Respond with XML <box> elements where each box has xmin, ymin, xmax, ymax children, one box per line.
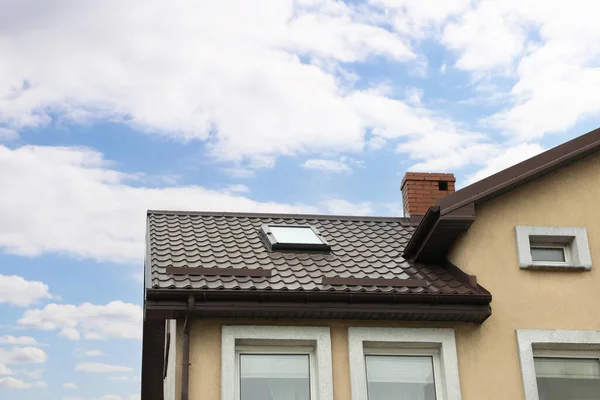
<box><xmin>147</xmin><ymin>209</ymin><xmax>411</xmax><ymax>223</ymax></box>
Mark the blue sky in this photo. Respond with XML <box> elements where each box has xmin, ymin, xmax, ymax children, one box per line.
<box><xmin>2</xmin><ymin>1</ymin><xmax>600</xmax><ymax>399</ymax></box>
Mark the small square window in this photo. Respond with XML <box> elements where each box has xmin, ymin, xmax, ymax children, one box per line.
<box><xmin>530</xmin><ymin>245</ymin><xmax>566</xmax><ymax>263</ymax></box>
<box><xmin>515</xmin><ymin>226</ymin><xmax>592</xmax><ymax>270</ymax></box>
<box><xmin>261</xmin><ymin>225</ymin><xmax>330</xmax><ymax>251</ymax></box>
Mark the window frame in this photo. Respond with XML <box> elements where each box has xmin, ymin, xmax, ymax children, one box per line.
<box><xmin>363</xmin><ymin>348</ymin><xmax>443</xmax><ymax>400</ymax></box>
<box><xmin>516</xmin><ymin>329</ymin><xmax>600</xmax><ymax>400</ymax></box>
<box><xmin>221</xmin><ymin>326</ymin><xmax>333</xmax><ymax>400</ymax></box>
<box><xmin>348</xmin><ymin>327</ymin><xmax>462</xmax><ymax>400</ymax></box>
<box><xmin>236</xmin><ymin>346</ymin><xmax>316</xmax><ymax>400</ymax></box>
<box><xmin>515</xmin><ymin>226</ymin><xmax>592</xmax><ymax>270</ymax></box>
<box><xmin>260</xmin><ymin>224</ymin><xmax>331</xmax><ymax>252</ymax></box>
<box><xmin>529</xmin><ymin>244</ymin><xmax>569</xmax><ymax>266</ymax></box>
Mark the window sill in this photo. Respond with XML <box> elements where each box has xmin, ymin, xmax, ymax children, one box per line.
<box><xmin>520</xmin><ymin>263</ymin><xmax>590</xmax><ymax>271</ymax></box>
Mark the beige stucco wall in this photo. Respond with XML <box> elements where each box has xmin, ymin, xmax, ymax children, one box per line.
<box><xmin>448</xmin><ymin>151</ymin><xmax>600</xmax><ymax>399</ymax></box>
<box><xmin>177</xmin><ymin>152</ymin><xmax>600</xmax><ymax>400</ymax></box>
<box><xmin>186</xmin><ymin>319</ymin><xmax>460</xmax><ymax>400</ymax></box>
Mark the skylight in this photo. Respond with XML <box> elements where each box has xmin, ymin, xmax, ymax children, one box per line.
<box><xmin>261</xmin><ymin>225</ymin><xmax>330</xmax><ymax>251</ymax></box>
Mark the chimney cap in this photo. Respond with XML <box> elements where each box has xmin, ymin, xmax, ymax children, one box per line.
<box><xmin>401</xmin><ymin>172</ymin><xmax>456</xmax><ymax>217</ymax></box>
<box><xmin>401</xmin><ymin>172</ymin><xmax>456</xmax><ymax>190</ymax></box>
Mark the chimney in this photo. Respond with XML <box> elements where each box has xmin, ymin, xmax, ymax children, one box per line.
<box><xmin>401</xmin><ymin>172</ymin><xmax>456</xmax><ymax>216</ymax></box>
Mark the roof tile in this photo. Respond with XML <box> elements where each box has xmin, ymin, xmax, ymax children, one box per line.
<box><xmin>147</xmin><ymin>211</ymin><xmax>480</xmax><ymax>295</ymax></box>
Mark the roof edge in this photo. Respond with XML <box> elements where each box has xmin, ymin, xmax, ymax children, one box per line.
<box><xmin>407</xmin><ymin>126</ymin><xmax>600</xmax><ymax>263</ymax></box>
<box><xmin>145</xmin><ymin>287</ymin><xmax>492</xmax><ymax>305</ymax></box>
<box><xmin>438</xmin><ymin>126</ymin><xmax>600</xmax><ymax>214</ymax></box>
<box><xmin>147</xmin><ymin>209</ymin><xmax>412</xmax><ymax>224</ymax></box>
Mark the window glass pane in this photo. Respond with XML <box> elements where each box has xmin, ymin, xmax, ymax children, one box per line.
<box><xmin>240</xmin><ymin>354</ymin><xmax>310</xmax><ymax>400</ymax></box>
<box><xmin>365</xmin><ymin>355</ymin><xmax>436</xmax><ymax>400</ymax></box>
<box><xmin>534</xmin><ymin>357</ymin><xmax>600</xmax><ymax>400</ymax></box>
<box><xmin>531</xmin><ymin>247</ymin><xmax>565</xmax><ymax>262</ymax></box>
<box><xmin>269</xmin><ymin>226</ymin><xmax>323</xmax><ymax>245</ymax></box>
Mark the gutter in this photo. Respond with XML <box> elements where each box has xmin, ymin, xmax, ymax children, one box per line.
<box><xmin>181</xmin><ymin>295</ymin><xmax>195</xmax><ymax>400</ymax></box>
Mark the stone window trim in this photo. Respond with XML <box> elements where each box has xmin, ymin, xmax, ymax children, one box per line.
<box><xmin>347</xmin><ymin>327</ymin><xmax>463</xmax><ymax>400</ymax></box>
<box><xmin>221</xmin><ymin>325</ymin><xmax>334</xmax><ymax>400</ymax></box>
<box><xmin>515</xmin><ymin>226</ymin><xmax>592</xmax><ymax>270</ymax></box>
<box><xmin>516</xmin><ymin>329</ymin><xmax>600</xmax><ymax>400</ymax></box>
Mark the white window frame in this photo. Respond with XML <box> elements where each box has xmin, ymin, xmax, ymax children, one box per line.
<box><xmin>235</xmin><ymin>346</ymin><xmax>316</xmax><ymax>400</ymax></box>
<box><xmin>221</xmin><ymin>326</ymin><xmax>333</xmax><ymax>400</ymax></box>
<box><xmin>348</xmin><ymin>327</ymin><xmax>462</xmax><ymax>400</ymax></box>
<box><xmin>516</xmin><ymin>329</ymin><xmax>600</xmax><ymax>400</ymax></box>
<box><xmin>529</xmin><ymin>244</ymin><xmax>569</xmax><ymax>266</ymax></box>
<box><xmin>515</xmin><ymin>226</ymin><xmax>592</xmax><ymax>270</ymax></box>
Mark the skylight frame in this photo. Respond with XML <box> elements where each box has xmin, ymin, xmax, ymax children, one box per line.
<box><xmin>261</xmin><ymin>224</ymin><xmax>331</xmax><ymax>252</ymax></box>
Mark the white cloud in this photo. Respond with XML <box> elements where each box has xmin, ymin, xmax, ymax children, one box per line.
<box><xmin>78</xmin><ymin>350</ymin><xmax>103</xmax><ymax>357</ymax></box>
<box><xmin>0</xmin><ymin>145</ymin><xmax>318</xmax><ymax>264</ymax></box>
<box><xmin>0</xmin><ymin>0</ymin><xmax>502</xmax><ymax>175</ymax></box>
<box><xmin>321</xmin><ymin>199</ymin><xmax>374</xmax><ymax>216</ymax></box>
<box><xmin>63</xmin><ymin>382</ymin><xmax>78</xmax><ymax>389</ymax></box>
<box><xmin>442</xmin><ymin>1</ymin><xmax>527</xmax><ymax>72</ymax></box>
<box><xmin>302</xmin><ymin>159</ymin><xmax>353</xmax><ymax>174</ymax></box>
<box><xmin>0</xmin><ymin>0</ymin><xmax>422</xmax><ymax>165</ymax></box>
<box><xmin>0</xmin><ymin>364</ymin><xmax>12</xmax><ymax>375</ymax></box>
<box><xmin>75</xmin><ymin>363</ymin><xmax>133</xmax><ymax>373</ymax></box>
<box><xmin>0</xmin><ymin>376</ymin><xmax>46</xmax><ymax>389</ymax></box>
<box><xmin>17</xmin><ymin>368</ymin><xmax>44</xmax><ymax>380</ymax></box>
<box><xmin>100</xmin><ymin>396</ymin><xmax>123</xmax><ymax>400</ymax></box>
<box><xmin>0</xmin><ymin>336</ymin><xmax>38</xmax><ymax>346</ymax></box>
<box><xmin>467</xmin><ymin>143</ymin><xmax>545</xmax><ymax>184</ymax></box>
<box><xmin>435</xmin><ymin>0</ymin><xmax>600</xmax><ymax>140</ymax></box>
<box><xmin>128</xmin><ymin>395</ymin><xmax>140</xmax><ymax>400</ymax></box>
<box><xmin>0</xmin><ymin>128</ymin><xmax>18</xmax><ymax>141</ymax></box>
<box><xmin>366</xmin><ymin>136</ymin><xmax>387</xmax><ymax>151</ymax></box>
<box><xmin>404</xmin><ymin>87</ymin><xmax>424</xmax><ymax>106</ymax></box>
<box><xmin>18</xmin><ymin>301</ymin><xmax>142</xmax><ymax>341</ymax></box>
<box><xmin>223</xmin><ymin>184</ymin><xmax>251</xmax><ymax>194</ymax></box>
<box><xmin>0</xmin><ymin>275</ymin><xmax>52</xmax><ymax>307</ymax></box>
<box><xmin>0</xmin><ymin>347</ymin><xmax>47</xmax><ymax>365</ymax></box>
<box><xmin>62</xmin><ymin>397</ymin><xmax>85</xmax><ymax>400</ymax></box>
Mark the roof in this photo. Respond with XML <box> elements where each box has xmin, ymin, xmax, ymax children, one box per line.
<box><xmin>147</xmin><ymin>210</ymin><xmax>484</xmax><ymax>296</ymax></box>
<box><xmin>142</xmin><ymin>212</ymin><xmax>492</xmax><ymax>400</ymax></box>
<box><xmin>405</xmin><ymin>126</ymin><xmax>600</xmax><ymax>262</ymax></box>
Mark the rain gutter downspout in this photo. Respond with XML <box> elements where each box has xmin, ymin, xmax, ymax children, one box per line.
<box><xmin>181</xmin><ymin>295</ymin><xmax>195</xmax><ymax>400</ymax></box>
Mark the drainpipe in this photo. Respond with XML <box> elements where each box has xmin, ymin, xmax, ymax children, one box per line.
<box><xmin>181</xmin><ymin>295</ymin><xmax>195</xmax><ymax>400</ymax></box>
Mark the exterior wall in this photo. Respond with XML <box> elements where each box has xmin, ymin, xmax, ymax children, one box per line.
<box><xmin>163</xmin><ymin>320</ymin><xmax>177</xmax><ymax>400</ymax></box>
<box><xmin>187</xmin><ymin>319</ymin><xmax>459</xmax><ymax>400</ymax></box>
<box><xmin>447</xmin><ymin>151</ymin><xmax>600</xmax><ymax>400</ymax></box>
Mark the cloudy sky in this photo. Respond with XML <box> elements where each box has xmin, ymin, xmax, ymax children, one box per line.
<box><xmin>2</xmin><ymin>0</ymin><xmax>600</xmax><ymax>399</ymax></box>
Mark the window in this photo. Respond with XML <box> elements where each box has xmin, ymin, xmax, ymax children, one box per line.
<box><xmin>515</xmin><ymin>226</ymin><xmax>592</xmax><ymax>270</ymax></box>
<box><xmin>517</xmin><ymin>329</ymin><xmax>600</xmax><ymax>400</ymax></box>
<box><xmin>530</xmin><ymin>246</ymin><xmax>566</xmax><ymax>263</ymax></box>
<box><xmin>238</xmin><ymin>350</ymin><xmax>313</xmax><ymax>400</ymax></box>
<box><xmin>348</xmin><ymin>328</ymin><xmax>462</xmax><ymax>400</ymax></box>
<box><xmin>365</xmin><ymin>353</ymin><xmax>438</xmax><ymax>400</ymax></box>
<box><xmin>221</xmin><ymin>326</ymin><xmax>333</xmax><ymax>400</ymax></box>
<box><xmin>534</xmin><ymin>355</ymin><xmax>600</xmax><ymax>400</ymax></box>
<box><xmin>261</xmin><ymin>225</ymin><xmax>330</xmax><ymax>251</ymax></box>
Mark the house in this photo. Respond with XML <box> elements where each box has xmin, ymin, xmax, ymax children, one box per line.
<box><xmin>141</xmin><ymin>127</ymin><xmax>600</xmax><ymax>400</ymax></box>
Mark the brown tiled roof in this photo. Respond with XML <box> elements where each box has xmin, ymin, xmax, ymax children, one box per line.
<box><xmin>147</xmin><ymin>210</ymin><xmax>482</xmax><ymax>296</ymax></box>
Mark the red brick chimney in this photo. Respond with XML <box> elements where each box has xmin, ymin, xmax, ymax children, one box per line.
<box><xmin>401</xmin><ymin>172</ymin><xmax>456</xmax><ymax>216</ymax></box>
